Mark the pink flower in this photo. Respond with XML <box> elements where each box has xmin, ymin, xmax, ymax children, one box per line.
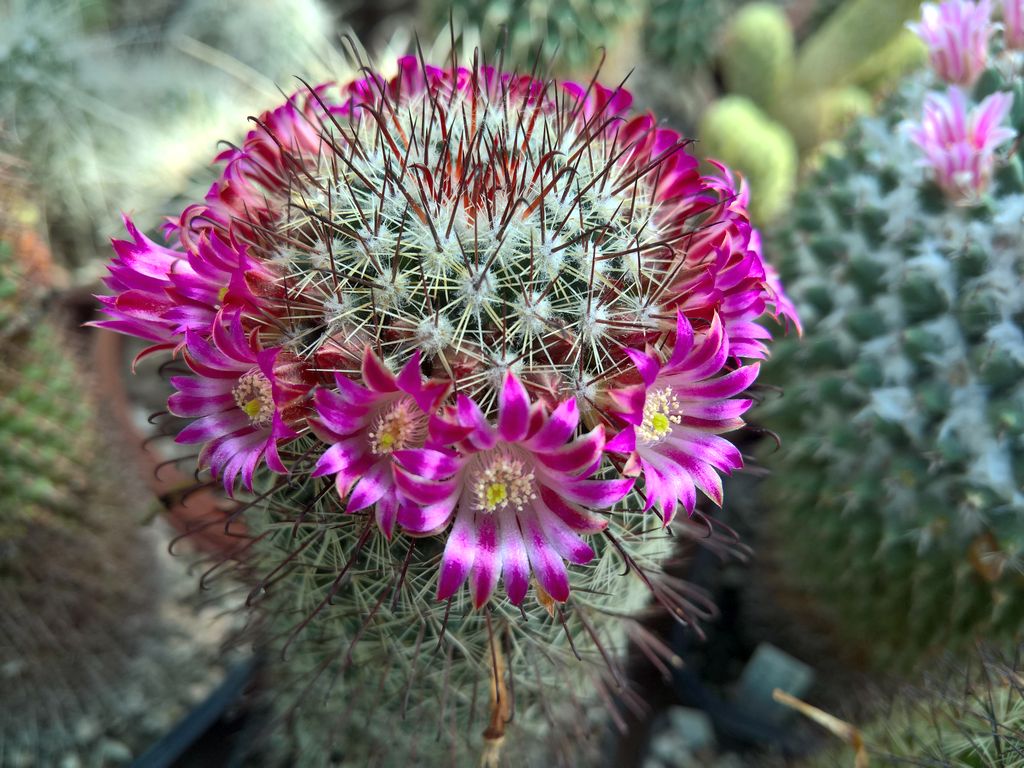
<box><xmin>658</xmin><ymin>164</ymin><xmax>799</xmax><ymax>360</ymax></box>
<box><xmin>168</xmin><ymin>311</ymin><xmax>311</xmax><ymax>493</ymax></box>
<box><xmin>93</xmin><ymin>218</ymin><xmax>277</xmax><ymax>362</ymax></box>
<box><xmin>1004</xmin><ymin>0</ymin><xmax>1024</xmax><ymax>48</ymax></box>
<box><xmin>908</xmin><ymin>87</ymin><xmax>1016</xmax><ymax>201</ymax></box>
<box><xmin>310</xmin><ymin>349</ymin><xmax>448</xmax><ymax>538</ymax></box>
<box><xmin>909</xmin><ymin>0</ymin><xmax>993</xmax><ymax>86</ymax></box>
<box><xmin>606</xmin><ymin>313</ymin><xmax>758</xmax><ymax>525</ymax></box>
<box><xmin>393</xmin><ymin>374</ymin><xmax>633</xmax><ymax>608</ymax></box>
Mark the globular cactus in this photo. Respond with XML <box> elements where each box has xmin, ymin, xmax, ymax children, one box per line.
<box><xmin>803</xmin><ymin>647</ymin><xmax>1024</xmax><ymax>767</ymax></box>
<box><xmin>95</xmin><ymin>46</ymin><xmax>798</xmax><ymax>766</ymax></box>
<box><xmin>759</xmin><ymin>7</ymin><xmax>1024</xmax><ymax>665</ymax></box>
<box><xmin>420</xmin><ymin>0</ymin><xmax>642</xmax><ymax>77</ymax></box>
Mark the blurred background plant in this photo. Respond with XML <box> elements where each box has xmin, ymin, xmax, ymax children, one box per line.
<box><xmin>758</xmin><ymin>1</ymin><xmax>1024</xmax><ymax>668</ymax></box>
<box><xmin>0</xmin><ymin>151</ymin><xmax>233</xmax><ymax>768</ymax></box>
<box><xmin>796</xmin><ymin>645</ymin><xmax>1024</xmax><ymax>767</ymax></box>
<box><xmin>0</xmin><ymin>0</ymin><xmax>352</xmax><ymax>274</ymax></box>
<box><xmin>699</xmin><ymin>0</ymin><xmax>927</xmax><ymax>223</ymax></box>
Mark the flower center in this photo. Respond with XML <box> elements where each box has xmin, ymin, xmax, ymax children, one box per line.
<box><xmin>232</xmin><ymin>370</ymin><xmax>275</xmax><ymax>427</ymax></box>
<box><xmin>473</xmin><ymin>453</ymin><xmax>536</xmax><ymax>514</ymax></box>
<box><xmin>637</xmin><ymin>386</ymin><xmax>682</xmax><ymax>444</ymax></box>
<box><xmin>369</xmin><ymin>399</ymin><xmax>424</xmax><ymax>455</ymax></box>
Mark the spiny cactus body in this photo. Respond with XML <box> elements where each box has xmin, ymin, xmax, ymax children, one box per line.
<box><xmin>96</xmin><ymin>47</ymin><xmax>797</xmax><ymax>765</ymax></box>
<box><xmin>761</xmin><ymin>22</ymin><xmax>1024</xmax><ymax>664</ymax></box>
<box><xmin>805</xmin><ymin>648</ymin><xmax>1024</xmax><ymax>767</ymax></box>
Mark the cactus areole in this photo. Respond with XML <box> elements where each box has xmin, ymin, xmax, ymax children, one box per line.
<box><xmin>95</xmin><ymin>54</ymin><xmax>796</xmax><ymax>610</ymax></box>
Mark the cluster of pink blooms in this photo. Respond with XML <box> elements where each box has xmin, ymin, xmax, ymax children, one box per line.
<box><xmin>908</xmin><ymin>0</ymin><xmax>1019</xmax><ymax>201</ymax></box>
<box><xmin>96</xmin><ymin>58</ymin><xmax>798</xmax><ymax>609</ymax></box>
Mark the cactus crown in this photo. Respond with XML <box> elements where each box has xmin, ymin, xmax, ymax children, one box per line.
<box><xmin>272</xmin><ymin>61</ymin><xmax>702</xmax><ymax>415</ymax></box>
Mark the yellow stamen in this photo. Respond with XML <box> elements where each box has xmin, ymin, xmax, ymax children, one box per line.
<box><xmin>232</xmin><ymin>370</ymin><xmax>274</xmax><ymax>427</ymax></box>
<box><xmin>485</xmin><ymin>482</ymin><xmax>508</xmax><ymax>509</ymax></box>
<box><xmin>369</xmin><ymin>399</ymin><xmax>424</xmax><ymax>455</ymax></box>
<box><xmin>637</xmin><ymin>386</ymin><xmax>682</xmax><ymax>444</ymax></box>
<box><xmin>474</xmin><ymin>454</ymin><xmax>535</xmax><ymax>513</ymax></box>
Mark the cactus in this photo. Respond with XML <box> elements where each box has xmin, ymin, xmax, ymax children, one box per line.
<box><xmin>792</xmin><ymin>0</ymin><xmax>924</xmax><ymax>93</ymax></box>
<box><xmin>759</xmin><ymin>23</ymin><xmax>1024</xmax><ymax>665</ymax></box>
<box><xmin>699</xmin><ymin>96</ymin><xmax>799</xmax><ymax>224</ymax></box>
<box><xmin>95</xmin><ymin>46</ymin><xmax>798</xmax><ymax>765</ymax></box>
<box><xmin>803</xmin><ymin>647</ymin><xmax>1024</xmax><ymax>767</ymax></box>
<box><xmin>233</xmin><ymin>490</ymin><xmax>722</xmax><ymax>767</ymax></box>
<box><xmin>719</xmin><ymin>2</ymin><xmax>794</xmax><ymax>111</ymax></box>
<box><xmin>0</xmin><ymin>164</ymin><xmax>229</xmax><ymax>766</ymax></box>
<box><xmin>419</xmin><ymin>0</ymin><xmax>642</xmax><ymax>77</ymax></box>
<box><xmin>0</xmin><ymin>320</ymin><xmax>94</xmax><ymax>543</ymax></box>
<box><xmin>695</xmin><ymin>0</ymin><xmax>925</xmax><ymax>223</ymax></box>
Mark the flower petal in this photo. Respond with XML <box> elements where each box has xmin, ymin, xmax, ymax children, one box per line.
<box><xmin>469</xmin><ymin>513</ymin><xmax>501</xmax><ymax>609</ymax></box>
<box><xmin>498</xmin><ymin>514</ymin><xmax>530</xmax><ymax>605</ymax></box>
<box><xmin>436</xmin><ymin>506</ymin><xmax>477</xmax><ymax>601</ymax></box>
<box><xmin>521</xmin><ymin>509</ymin><xmax>570</xmax><ymax>603</ymax></box>
<box><xmin>498</xmin><ymin>373</ymin><xmax>530</xmax><ymax>442</ymax></box>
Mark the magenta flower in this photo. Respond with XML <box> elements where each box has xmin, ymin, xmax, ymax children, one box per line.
<box><xmin>168</xmin><ymin>310</ymin><xmax>311</xmax><ymax>493</ymax></box>
<box><xmin>393</xmin><ymin>375</ymin><xmax>632</xmax><ymax>608</ymax></box>
<box><xmin>310</xmin><ymin>349</ymin><xmax>448</xmax><ymax>538</ymax></box>
<box><xmin>910</xmin><ymin>0</ymin><xmax>993</xmax><ymax>86</ymax></box>
<box><xmin>94</xmin><ymin>218</ymin><xmax>276</xmax><ymax>362</ymax></box>
<box><xmin>95</xmin><ymin>217</ymin><xmax>192</xmax><ymax>358</ymax></box>
<box><xmin>606</xmin><ymin>313</ymin><xmax>758</xmax><ymax>525</ymax></box>
<box><xmin>659</xmin><ymin>164</ymin><xmax>800</xmax><ymax>360</ymax></box>
<box><xmin>908</xmin><ymin>87</ymin><xmax>1016</xmax><ymax>201</ymax></box>
<box><xmin>1004</xmin><ymin>0</ymin><xmax>1024</xmax><ymax>48</ymax></box>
